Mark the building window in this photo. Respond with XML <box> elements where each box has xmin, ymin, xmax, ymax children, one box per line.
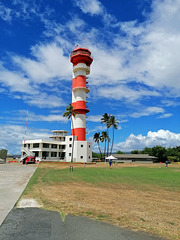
<box><xmin>24</xmin><ymin>144</ymin><xmax>26</xmax><ymax>147</ymax></box>
<box><xmin>81</xmin><ymin>145</ymin><xmax>83</xmax><ymax>147</ymax></box>
<box><xmin>42</xmin><ymin>151</ymin><xmax>49</xmax><ymax>159</ymax></box>
<box><xmin>69</xmin><ymin>153</ymin><xmax>71</xmax><ymax>156</ymax></box>
<box><xmin>43</xmin><ymin>143</ymin><xmax>49</xmax><ymax>148</ymax></box>
<box><xmin>33</xmin><ymin>143</ymin><xmax>39</xmax><ymax>148</ymax></box>
<box><xmin>69</xmin><ymin>138</ymin><xmax>72</xmax><ymax>141</ymax></box>
<box><xmin>51</xmin><ymin>152</ymin><xmax>57</xmax><ymax>157</ymax></box>
<box><xmin>51</xmin><ymin>144</ymin><xmax>57</xmax><ymax>149</ymax></box>
<box><xmin>89</xmin><ymin>145</ymin><xmax>91</xmax><ymax>148</ymax></box>
<box><xmin>89</xmin><ymin>156</ymin><xmax>90</xmax><ymax>159</ymax></box>
<box><xmin>81</xmin><ymin>156</ymin><xmax>83</xmax><ymax>159</ymax></box>
<box><xmin>59</xmin><ymin>152</ymin><xmax>65</xmax><ymax>158</ymax></box>
<box><xmin>61</xmin><ymin>137</ymin><xmax>65</xmax><ymax>141</ymax></box>
<box><xmin>69</xmin><ymin>144</ymin><xmax>72</xmax><ymax>147</ymax></box>
<box><xmin>59</xmin><ymin>145</ymin><xmax>66</xmax><ymax>149</ymax></box>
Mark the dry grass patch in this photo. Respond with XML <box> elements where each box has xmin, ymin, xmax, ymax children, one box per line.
<box><xmin>23</xmin><ymin>162</ymin><xmax>180</xmax><ymax>240</ymax></box>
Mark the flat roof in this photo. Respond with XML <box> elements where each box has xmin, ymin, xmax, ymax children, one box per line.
<box><xmin>51</xmin><ymin>130</ymin><xmax>69</xmax><ymax>133</ymax></box>
<box><xmin>113</xmin><ymin>154</ymin><xmax>157</xmax><ymax>159</ymax></box>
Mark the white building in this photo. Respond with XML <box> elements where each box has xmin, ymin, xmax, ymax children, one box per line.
<box><xmin>21</xmin><ymin>130</ymin><xmax>92</xmax><ymax>162</ymax></box>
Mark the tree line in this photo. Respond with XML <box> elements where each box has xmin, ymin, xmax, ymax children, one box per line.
<box><xmin>93</xmin><ymin>145</ymin><xmax>180</xmax><ymax>162</ymax></box>
<box><xmin>131</xmin><ymin>146</ymin><xmax>180</xmax><ymax>162</ymax></box>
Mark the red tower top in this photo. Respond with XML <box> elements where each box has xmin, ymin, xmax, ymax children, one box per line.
<box><xmin>70</xmin><ymin>47</ymin><xmax>93</xmax><ymax>66</ymax></box>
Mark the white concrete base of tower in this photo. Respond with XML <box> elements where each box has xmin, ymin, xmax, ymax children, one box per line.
<box><xmin>73</xmin><ymin>141</ymin><xmax>92</xmax><ymax>162</ymax></box>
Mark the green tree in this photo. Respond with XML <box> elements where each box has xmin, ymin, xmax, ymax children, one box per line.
<box><xmin>101</xmin><ymin>113</ymin><xmax>111</xmax><ymax>156</ymax></box>
<box><xmin>93</xmin><ymin>132</ymin><xmax>102</xmax><ymax>160</ymax></box>
<box><xmin>92</xmin><ymin>152</ymin><xmax>101</xmax><ymax>158</ymax></box>
<box><xmin>63</xmin><ymin>104</ymin><xmax>77</xmax><ymax>162</ymax></box>
<box><xmin>131</xmin><ymin>150</ymin><xmax>140</xmax><ymax>154</ymax></box>
<box><xmin>141</xmin><ymin>147</ymin><xmax>153</xmax><ymax>156</ymax></box>
<box><xmin>116</xmin><ymin>150</ymin><xmax>124</xmax><ymax>154</ymax></box>
<box><xmin>152</xmin><ymin>145</ymin><xmax>167</xmax><ymax>162</ymax></box>
<box><xmin>101</xmin><ymin>131</ymin><xmax>109</xmax><ymax>160</ymax></box>
<box><xmin>108</xmin><ymin>115</ymin><xmax>119</xmax><ymax>155</ymax></box>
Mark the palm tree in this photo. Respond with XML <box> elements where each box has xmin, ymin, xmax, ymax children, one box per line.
<box><xmin>101</xmin><ymin>113</ymin><xmax>111</xmax><ymax>156</ymax></box>
<box><xmin>101</xmin><ymin>131</ymin><xmax>108</xmax><ymax>161</ymax></box>
<box><xmin>93</xmin><ymin>132</ymin><xmax>102</xmax><ymax>160</ymax></box>
<box><xmin>63</xmin><ymin>104</ymin><xmax>77</xmax><ymax>162</ymax></box>
<box><xmin>108</xmin><ymin>115</ymin><xmax>119</xmax><ymax>155</ymax></box>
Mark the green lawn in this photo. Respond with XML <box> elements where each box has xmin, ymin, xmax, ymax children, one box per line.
<box><xmin>22</xmin><ymin>164</ymin><xmax>180</xmax><ymax>240</ymax></box>
<box><xmin>26</xmin><ymin>165</ymin><xmax>180</xmax><ymax>192</ymax></box>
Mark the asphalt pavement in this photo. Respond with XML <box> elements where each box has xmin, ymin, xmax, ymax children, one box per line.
<box><xmin>0</xmin><ymin>208</ymin><xmax>166</xmax><ymax>240</ymax></box>
<box><xmin>0</xmin><ymin>163</ymin><xmax>37</xmax><ymax>225</ymax></box>
<box><xmin>0</xmin><ymin>163</ymin><xmax>167</xmax><ymax>240</ymax></box>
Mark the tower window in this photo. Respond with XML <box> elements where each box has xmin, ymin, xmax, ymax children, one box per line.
<box><xmin>81</xmin><ymin>144</ymin><xmax>83</xmax><ymax>147</ymax></box>
<box><xmin>81</xmin><ymin>156</ymin><xmax>83</xmax><ymax>159</ymax></box>
<box><xmin>69</xmin><ymin>144</ymin><xmax>72</xmax><ymax>147</ymax></box>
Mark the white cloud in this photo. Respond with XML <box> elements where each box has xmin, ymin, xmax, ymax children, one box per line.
<box><xmin>85</xmin><ymin>0</ymin><xmax>180</xmax><ymax>102</ymax></box>
<box><xmin>158</xmin><ymin>113</ymin><xmax>173</xmax><ymax>119</ymax></box>
<box><xmin>0</xmin><ymin>41</ymin><xmax>71</xmax><ymax>108</ymax></box>
<box><xmin>0</xmin><ymin>124</ymin><xmax>50</xmax><ymax>154</ymax></box>
<box><xmin>97</xmin><ymin>84</ymin><xmax>161</xmax><ymax>102</ymax></box>
<box><xmin>75</xmin><ymin>0</ymin><xmax>104</xmax><ymax>16</ymax></box>
<box><xmin>88</xmin><ymin>125</ymin><xmax>105</xmax><ymax>134</ymax></box>
<box><xmin>66</xmin><ymin>16</ymin><xmax>86</xmax><ymax>34</ymax></box>
<box><xmin>131</xmin><ymin>0</ymin><xmax>180</xmax><ymax>90</ymax></box>
<box><xmin>114</xmin><ymin>129</ymin><xmax>180</xmax><ymax>152</ymax></box>
<box><xmin>0</xmin><ymin>64</ymin><xmax>35</xmax><ymax>94</ymax></box>
<box><xmin>88</xmin><ymin>114</ymin><xmax>102</xmax><ymax>122</ymax></box>
<box><xmin>22</xmin><ymin>93</ymin><xmax>65</xmax><ymax>109</ymax></box>
<box><xmin>130</xmin><ymin>107</ymin><xmax>164</xmax><ymax>118</ymax></box>
<box><xmin>1</xmin><ymin>0</ymin><xmax>180</xmax><ymax>114</ymax></box>
<box><xmin>0</xmin><ymin>63</ymin><xmax>66</xmax><ymax>108</ymax></box>
<box><xmin>0</xmin><ymin>4</ymin><xmax>12</xmax><ymax>21</ymax></box>
<box><xmin>13</xmin><ymin>42</ymin><xmax>71</xmax><ymax>84</ymax></box>
<box><xmin>0</xmin><ymin>1</ymin><xmax>41</xmax><ymax>22</ymax></box>
<box><xmin>28</xmin><ymin>112</ymin><xmax>68</xmax><ymax>122</ymax></box>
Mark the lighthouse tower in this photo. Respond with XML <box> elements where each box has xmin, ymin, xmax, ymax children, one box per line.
<box><xmin>70</xmin><ymin>47</ymin><xmax>93</xmax><ymax>141</ymax></box>
<box><xmin>69</xmin><ymin>46</ymin><xmax>93</xmax><ymax>162</ymax></box>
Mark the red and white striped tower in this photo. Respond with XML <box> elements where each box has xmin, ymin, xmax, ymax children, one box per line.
<box><xmin>70</xmin><ymin>47</ymin><xmax>93</xmax><ymax>141</ymax></box>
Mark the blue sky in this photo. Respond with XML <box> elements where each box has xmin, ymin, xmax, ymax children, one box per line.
<box><xmin>0</xmin><ymin>0</ymin><xmax>180</xmax><ymax>154</ymax></box>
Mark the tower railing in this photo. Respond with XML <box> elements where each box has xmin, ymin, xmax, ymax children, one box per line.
<box><xmin>70</xmin><ymin>50</ymin><xmax>91</xmax><ymax>57</ymax></box>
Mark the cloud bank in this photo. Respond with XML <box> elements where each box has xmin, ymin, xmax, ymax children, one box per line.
<box><xmin>114</xmin><ymin>130</ymin><xmax>180</xmax><ymax>153</ymax></box>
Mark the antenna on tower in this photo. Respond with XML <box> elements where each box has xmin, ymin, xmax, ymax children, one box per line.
<box><xmin>83</xmin><ymin>37</ymin><xmax>85</xmax><ymax>47</ymax></box>
<box><xmin>24</xmin><ymin>107</ymin><xmax>28</xmax><ymax>144</ymax></box>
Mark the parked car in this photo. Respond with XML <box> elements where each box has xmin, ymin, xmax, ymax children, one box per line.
<box><xmin>23</xmin><ymin>156</ymin><xmax>36</xmax><ymax>165</ymax></box>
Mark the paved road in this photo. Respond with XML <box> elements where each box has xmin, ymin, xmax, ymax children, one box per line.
<box><xmin>0</xmin><ymin>163</ymin><xmax>37</xmax><ymax>225</ymax></box>
<box><xmin>0</xmin><ymin>163</ymin><xmax>167</xmax><ymax>240</ymax></box>
<box><xmin>0</xmin><ymin>208</ymin><xmax>166</xmax><ymax>240</ymax></box>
